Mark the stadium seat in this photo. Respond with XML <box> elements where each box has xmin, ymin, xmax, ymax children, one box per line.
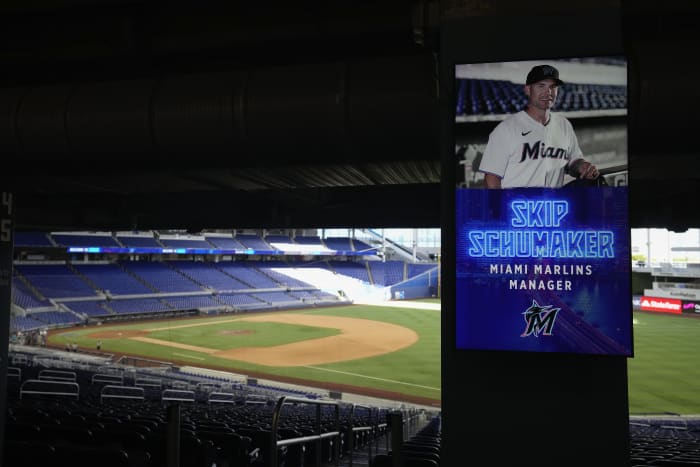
<box><xmin>3</xmin><ymin>440</ymin><xmax>56</xmax><ymax>467</ymax></box>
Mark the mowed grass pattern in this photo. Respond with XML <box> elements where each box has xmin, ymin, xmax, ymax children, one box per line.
<box><xmin>628</xmin><ymin>311</ymin><xmax>700</xmax><ymax>415</ymax></box>
<box><xmin>50</xmin><ymin>306</ymin><xmax>700</xmax><ymax>412</ymax></box>
<box><xmin>49</xmin><ymin>304</ymin><xmax>441</xmax><ymax>403</ymax></box>
<box><xmin>148</xmin><ymin>321</ymin><xmax>341</xmax><ymax>350</ymax></box>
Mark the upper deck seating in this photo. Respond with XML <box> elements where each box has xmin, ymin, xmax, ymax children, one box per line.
<box><xmin>14</xmin><ymin>231</ymin><xmax>55</xmax><ymax>247</ymax></box>
<box><xmin>235</xmin><ymin>234</ymin><xmax>272</xmax><ymax>251</ymax></box>
<box><xmin>72</xmin><ymin>263</ymin><xmax>154</xmax><ymax>295</ymax></box>
<box><xmin>115</xmin><ymin>235</ymin><xmax>162</xmax><ymax>248</ymax></box>
<box><xmin>120</xmin><ymin>261</ymin><xmax>204</xmax><ymax>293</ymax></box>
<box><xmin>15</xmin><ymin>264</ymin><xmax>99</xmax><ymax>299</ymax></box>
<box><xmin>204</xmin><ymin>235</ymin><xmax>246</xmax><ymax>249</ymax></box>
<box><xmin>51</xmin><ymin>233</ymin><xmax>121</xmax><ymax>248</ymax></box>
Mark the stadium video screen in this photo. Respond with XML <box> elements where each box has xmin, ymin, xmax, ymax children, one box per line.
<box><xmin>454</xmin><ymin>57</ymin><xmax>633</xmax><ymax>356</ymax></box>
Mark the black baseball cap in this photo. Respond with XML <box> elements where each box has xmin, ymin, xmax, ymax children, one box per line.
<box><xmin>526</xmin><ymin>64</ymin><xmax>564</xmax><ymax>86</ymax></box>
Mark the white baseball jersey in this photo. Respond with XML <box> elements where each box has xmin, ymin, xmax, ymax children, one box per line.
<box><xmin>478</xmin><ymin>110</ymin><xmax>583</xmax><ymax>188</ymax></box>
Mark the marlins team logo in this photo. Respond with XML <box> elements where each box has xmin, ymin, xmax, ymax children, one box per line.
<box><xmin>521</xmin><ymin>300</ymin><xmax>560</xmax><ymax>337</ymax></box>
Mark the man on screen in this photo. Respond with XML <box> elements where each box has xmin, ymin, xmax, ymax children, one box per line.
<box><xmin>478</xmin><ymin>64</ymin><xmax>601</xmax><ymax>188</ymax></box>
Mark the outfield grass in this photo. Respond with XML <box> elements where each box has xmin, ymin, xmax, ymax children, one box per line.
<box><xmin>49</xmin><ymin>304</ymin><xmax>441</xmax><ymax>404</ymax></box>
<box><xmin>628</xmin><ymin>311</ymin><xmax>700</xmax><ymax>415</ymax></box>
<box><xmin>47</xmin><ymin>305</ymin><xmax>700</xmax><ymax>413</ymax></box>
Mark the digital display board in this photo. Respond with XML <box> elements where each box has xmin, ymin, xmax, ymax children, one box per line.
<box><xmin>66</xmin><ymin>246</ymin><xmax>376</xmax><ymax>256</ymax></box>
<box><xmin>454</xmin><ymin>57</ymin><xmax>633</xmax><ymax>356</ymax></box>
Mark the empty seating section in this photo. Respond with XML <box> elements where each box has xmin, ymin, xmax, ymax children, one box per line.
<box><xmin>167</xmin><ymin>260</ymin><xmax>249</xmax><ymax>291</ymax></box>
<box><xmin>264</xmin><ymin>234</ymin><xmax>292</xmax><ymax>245</ymax></box>
<box><xmin>286</xmin><ymin>290</ymin><xmax>340</xmax><ymax>304</ymax></box>
<box><xmin>11</xmin><ymin>258</ymin><xmax>439</xmax><ymax>329</ymax></box>
<box><xmin>106</xmin><ymin>298</ymin><xmax>173</xmax><ymax>315</ymax></box>
<box><xmin>203</xmin><ymin>235</ymin><xmax>246</xmax><ymax>249</ymax></box>
<box><xmin>115</xmin><ymin>234</ymin><xmax>161</xmax><ymax>248</ymax></box>
<box><xmin>163</xmin><ymin>295</ymin><xmax>226</xmax><ymax>311</ymax></box>
<box><xmin>630</xmin><ymin>417</ymin><xmax>700</xmax><ymax>466</ymax></box>
<box><xmin>323</xmin><ymin>237</ymin><xmax>353</xmax><ymax>251</ymax></box>
<box><xmin>288</xmin><ymin>290</ymin><xmax>318</xmax><ymax>300</ymax></box>
<box><xmin>158</xmin><ymin>236</ymin><xmax>214</xmax><ymax>249</ymax></box>
<box><xmin>558</xmin><ymin>83</ymin><xmax>627</xmax><ymax>112</ymax></box>
<box><xmin>120</xmin><ymin>261</ymin><xmax>204</xmax><ymax>293</ymax></box>
<box><xmin>10</xmin><ymin>349</ymin><xmax>688</xmax><ymax>467</ymax></box>
<box><xmin>285</xmin><ymin>260</ymin><xmax>333</xmax><ymax>270</ymax></box>
<box><xmin>12</xmin><ymin>277</ymin><xmax>52</xmax><ymax>309</ymax></box>
<box><xmin>294</xmin><ymin>235</ymin><xmax>324</xmax><ymax>245</ymax></box>
<box><xmin>26</xmin><ymin>311</ymin><xmax>82</xmax><ymax>326</ymax></box>
<box><xmin>63</xmin><ymin>300</ymin><xmax>112</xmax><ymax>317</ymax></box>
<box><xmin>329</xmin><ymin>261</ymin><xmax>371</xmax><ymax>283</ymax></box>
<box><xmin>216</xmin><ymin>262</ymin><xmax>280</xmax><ymax>289</ymax></box>
<box><xmin>256</xmin><ymin>265</ymin><xmax>316</xmax><ymax>288</ymax></box>
<box><xmin>3</xmin><ymin>352</ymin><xmax>405</xmax><ymax>467</ymax></box>
<box><xmin>455</xmin><ymin>78</ymin><xmax>626</xmax><ymax>117</ymax></box>
<box><xmin>14</xmin><ymin>231</ymin><xmax>54</xmax><ymax>247</ymax></box>
<box><xmin>16</xmin><ymin>264</ymin><xmax>99</xmax><ymax>298</ymax></box>
<box><xmin>372</xmin><ymin>413</ymin><xmax>442</xmax><ymax>467</ymax></box>
<box><xmin>368</xmin><ymin>260</ymin><xmax>405</xmax><ymax>286</ymax></box>
<box><xmin>249</xmin><ymin>291</ymin><xmax>301</xmax><ymax>306</ymax></box>
<box><xmin>10</xmin><ymin>314</ymin><xmax>46</xmax><ymax>331</ymax></box>
<box><xmin>51</xmin><ymin>233</ymin><xmax>121</xmax><ymax>248</ymax></box>
<box><xmin>235</xmin><ymin>234</ymin><xmax>272</xmax><ymax>250</ymax></box>
<box><xmin>72</xmin><ymin>263</ymin><xmax>154</xmax><ymax>295</ymax></box>
<box><xmin>215</xmin><ymin>294</ymin><xmax>267</xmax><ymax>309</ymax></box>
<box><xmin>351</xmin><ymin>239</ymin><xmax>375</xmax><ymax>253</ymax></box>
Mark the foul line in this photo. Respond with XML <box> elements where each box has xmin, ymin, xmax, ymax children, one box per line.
<box><xmin>303</xmin><ymin>366</ymin><xmax>440</xmax><ymax>392</ymax></box>
<box><xmin>172</xmin><ymin>352</ymin><xmax>205</xmax><ymax>361</ymax></box>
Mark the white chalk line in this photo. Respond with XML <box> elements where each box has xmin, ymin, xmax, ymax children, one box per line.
<box><xmin>173</xmin><ymin>352</ymin><xmax>205</xmax><ymax>361</ymax></box>
<box><xmin>303</xmin><ymin>365</ymin><xmax>440</xmax><ymax>392</ymax></box>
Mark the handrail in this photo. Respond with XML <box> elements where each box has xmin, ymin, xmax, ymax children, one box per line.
<box><xmin>162</xmin><ymin>389</ymin><xmax>195</xmax><ymax>403</ymax></box>
<box><xmin>38</xmin><ymin>369</ymin><xmax>77</xmax><ymax>381</ymax></box>
<box><xmin>7</xmin><ymin>366</ymin><xmax>21</xmax><ymax>381</ymax></box>
<box><xmin>134</xmin><ymin>376</ymin><xmax>162</xmax><ymax>388</ymax></box>
<box><xmin>347</xmin><ymin>403</ymin><xmax>375</xmax><ymax>467</ymax></box>
<box><xmin>207</xmin><ymin>391</ymin><xmax>236</xmax><ymax>404</ymax></box>
<box><xmin>270</xmin><ymin>396</ymin><xmax>341</xmax><ymax>467</ymax></box>
<box><xmin>20</xmin><ymin>378</ymin><xmax>80</xmax><ymax>399</ymax></box>
<box><xmin>100</xmin><ymin>384</ymin><xmax>145</xmax><ymax>402</ymax></box>
<box><xmin>92</xmin><ymin>373</ymin><xmax>124</xmax><ymax>385</ymax></box>
<box><xmin>11</xmin><ymin>354</ymin><xmax>29</xmax><ymax>365</ymax></box>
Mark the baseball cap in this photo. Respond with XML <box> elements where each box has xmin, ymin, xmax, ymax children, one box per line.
<box><xmin>526</xmin><ymin>64</ymin><xmax>564</xmax><ymax>86</ymax></box>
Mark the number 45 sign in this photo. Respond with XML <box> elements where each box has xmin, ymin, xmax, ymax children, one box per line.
<box><xmin>1</xmin><ymin>193</ymin><xmax>11</xmax><ymax>243</ymax></box>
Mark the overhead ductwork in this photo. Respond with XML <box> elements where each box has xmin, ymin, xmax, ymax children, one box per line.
<box><xmin>1</xmin><ymin>53</ymin><xmax>438</xmax><ymax>170</ymax></box>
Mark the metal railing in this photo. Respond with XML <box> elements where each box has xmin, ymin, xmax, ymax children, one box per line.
<box><xmin>19</xmin><ymin>378</ymin><xmax>80</xmax><ymax>399</ymax></box>
<box><xmin>270</xmin><ymin>396</ymin><xmax>341</xmax><ymax>467</ymax></box>
<box><xmin>347</xmin><ymin>403</ymin><xmax>387</xmax><ymax>467</ymax></box>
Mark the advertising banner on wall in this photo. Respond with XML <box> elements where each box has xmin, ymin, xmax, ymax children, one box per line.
<box><xmin>682</xmin><ymin>301</ymin><xmax>700</xmax><ymax>315</ymax></box>
<box><xmin>639</xmin><ymin>296</ymin><xmax>682</xmax><ymax>314</ymax></box>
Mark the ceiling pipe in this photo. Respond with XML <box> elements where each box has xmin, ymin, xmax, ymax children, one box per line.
<box><xmin>1</xmin><ymin>53</ymin><xmax>438</xmax><ymax>170</ymax></box>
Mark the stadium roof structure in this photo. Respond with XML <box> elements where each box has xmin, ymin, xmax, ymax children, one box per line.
<box><xmin>2</xmin><ymin>2</ymin><xmax>700</xmax><ymax>232</ymax></box>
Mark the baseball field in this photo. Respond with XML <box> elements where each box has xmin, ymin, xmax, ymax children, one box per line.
<box><xmin>48</xmin><ymin>302</ymin><xmax>442</xmax><ymax>407</ymax></box>
<box><xmin>46</xmin><ymin>303</ymin><xmax>700</xmax><ymax>414</ymax></box>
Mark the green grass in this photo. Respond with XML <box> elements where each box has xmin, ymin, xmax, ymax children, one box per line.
<box><xmin>628</xmin><ymin>311</ymin><xmax>700</xmax><ymax>415</ymax></box>
<box><xmin>148</xmin><ymin>320</ymin><xmax>340</xmax><ymax>350</ymax></box>
<box><xmin>49</xmin><ymin>305</ymin><xmax>700</xmax><ymax>413</ymax></box>
<box><xmin>49</xmin><ymin>304</ymin><xmax>441</xmax><ymax>404</ymax></box>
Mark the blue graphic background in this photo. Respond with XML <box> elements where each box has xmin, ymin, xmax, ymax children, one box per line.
<box><xmin>455</xmin><ymin>187</ymin><xmax>633</xmax><ymax>356</ymax></box>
